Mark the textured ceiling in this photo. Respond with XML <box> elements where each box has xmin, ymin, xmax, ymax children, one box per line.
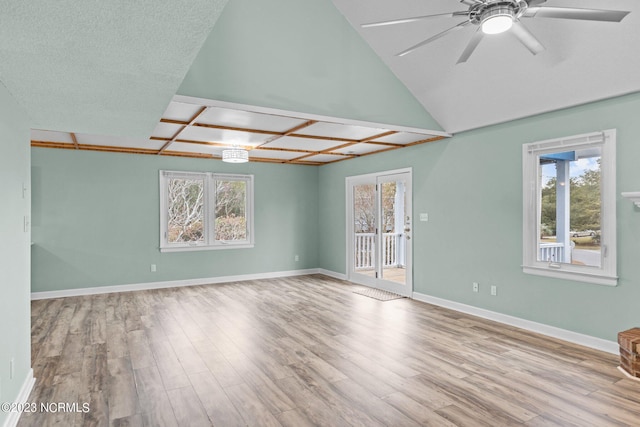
<box><xmin>331</xmin><ymin>0</ymin><xmax>640</xmax><ymax>133</ymax></box>
<box><xmin>0</xmin><ymin>0</ymin><xmax>228</xmax><ymax>137</ymax></box>
<box><xmin>9</xmin><ymin>0</ymin><xmax>639</xmax><ymax>151</ymax></box>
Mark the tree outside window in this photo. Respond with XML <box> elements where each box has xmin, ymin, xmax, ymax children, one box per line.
<box><xmin>160</xmin><ymin>171</ymin><xmax>254</xmax><ymax>251</ymax></box>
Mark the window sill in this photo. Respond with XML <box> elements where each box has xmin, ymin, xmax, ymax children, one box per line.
<box><xmin>160</xmin><ymin>244</ymin><xmax>254</xmax><ymax>253</ymax></box>
<box><xmin>523</xmin><ymin>265</ymin><xmax>617</xmax><ymax>286</ymax></box>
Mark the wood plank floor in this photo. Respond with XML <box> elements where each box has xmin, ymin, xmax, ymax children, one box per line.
<box><xmin>21</xmin><ymin>275</ymin><xmax>640</xmax><ymax>426</ymax></box>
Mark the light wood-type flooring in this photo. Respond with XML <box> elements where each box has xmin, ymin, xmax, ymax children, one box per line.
<box><xmin>21</xmin><ymin>275</ymin><xmax>640</xmax><ymax>426</ymax></box>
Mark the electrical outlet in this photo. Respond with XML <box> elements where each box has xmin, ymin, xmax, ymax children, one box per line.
<box><xmin>472</xmin><ymin>282</ymin><xmax>479</xmax><ymax>293</ymax></box>
<box><xmin>491</xmin><ymin>285</ymin><xmax>497</xmax><ymax>296</ymax></box>
<box><xmin>150</xmin><ymin>264</ymin><xmax>157</xmax><ymax>272</ymax></box>
<box><xmin>294</xmin><ymin>255</ymin><xmax>299</xmax><ymax>262</ymax></box>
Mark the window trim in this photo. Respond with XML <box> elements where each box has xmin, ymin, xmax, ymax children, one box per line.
<box><xmin>159</xmin><ymin>170</ymin><xmax>254</xmax><ymax>252</ymax></box>
<box><xmin>522</xmin><ymin>129</ymin><xmax>617</xmax><ymax>286</ymax></box>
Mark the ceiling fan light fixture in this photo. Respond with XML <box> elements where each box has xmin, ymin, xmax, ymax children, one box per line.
<box><xmin>481</xmin><ymin>7</ymin><xmax>515</xmax><ymax>35</ymax></box>
<box><xmin>222</xmin><ymin>146</ymin><xmax>249</xmax><ymax>163</ymax></box>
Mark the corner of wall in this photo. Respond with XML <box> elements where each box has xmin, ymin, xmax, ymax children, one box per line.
<box><xmin>0</xmin><ymin>81</ymin><xmax>32</xmax><ymax>427</ymax></box>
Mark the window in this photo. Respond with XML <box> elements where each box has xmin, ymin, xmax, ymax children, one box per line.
<box><xmin>522</xmin><ymin>129</ymin><xmax>616</xmax><ymax>286</ymax></box>
<box><xmin>160</xmin><ymin>171</ymin><xmax>254</xmax><ymax>251</ymax></box>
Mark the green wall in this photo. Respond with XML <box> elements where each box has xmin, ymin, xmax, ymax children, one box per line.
<box><xmin>30</xmin><ymin>92</ymin><xmax>640</xmax><ymax>344</ymax></box>
<box><xmin>0</xmin><ymin>84</ymin><xmax>31</xmax><ymax>424</ymax></box>
<box><xmin>31</xmin><ymin>149</ymin><xmax>319</xmax><ymax>292</ymax></box>
<box><xmin>178</xmin><ymin>0</ymin><xmax>442</xmax><ymax>131</ymax></box>
<box><xmin>319</xmin><ymin>92</ymin><xmax>640</xmax><ymax>342</ymax></box>
<box><xmin>30</xmin><ymin>0</ymin><xmax>445</xmax><ymax>295</ymax></box>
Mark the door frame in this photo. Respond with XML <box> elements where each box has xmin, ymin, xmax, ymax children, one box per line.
<box><xmin>345</xmin><ymin>167</ymin><xmax>413</xmax><ymax>296</ymax></box>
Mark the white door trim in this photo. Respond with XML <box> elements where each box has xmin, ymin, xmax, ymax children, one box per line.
<box><xmin>346</xmin><ymin>168</ymin><xmax>413</xmax><ymax>296</ymax></box>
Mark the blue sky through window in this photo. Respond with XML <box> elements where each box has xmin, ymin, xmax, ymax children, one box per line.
<box><xmin>540</xmin><ymin>155</ymin><xmax>600</xmax><ymax>186</ymax></box>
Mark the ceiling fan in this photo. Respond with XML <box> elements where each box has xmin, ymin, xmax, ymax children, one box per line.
<box><xmin>361</xmin><ymin>0</ymin><xmax>630</xmax><ymax>63</ymax></box>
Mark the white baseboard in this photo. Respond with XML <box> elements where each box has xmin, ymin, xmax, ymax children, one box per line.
<box><xmin>30</xmin><ymin>270</ymin><xmax>618</xmax><ymax>354</ymax></box>
<box><xmin>2</xmin><ymin>369</ymin><xmax>35</xmax><ymax>427</ymax></box>
<box><xmin>316</xmin><ymin>269</ymin><xmax>347</xmax><ymax>280</ymax></box>
<box><xmin>412</xmin><ymin>292</ymin><xmax>618</xmax><ymax>354</ymax></box>
<box><xmin>31</xmin><ymin>269</ymin><xmax>322</xmax><ymax>300</ymax></box>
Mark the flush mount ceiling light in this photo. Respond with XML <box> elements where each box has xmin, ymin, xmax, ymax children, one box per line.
<box><xmin>222</xmin><ymin>146</ymin><xmax>249</xmax><ymax>163</ymax></box>
<box><xmin>362</xmin><ymin>0</ymin><xmax>630</xmax><ymax>63</ymax></box>
<box><xmin>481</xmin><ymin>6</ymin><xmax>514</xmax><ymax>34</ymax></box>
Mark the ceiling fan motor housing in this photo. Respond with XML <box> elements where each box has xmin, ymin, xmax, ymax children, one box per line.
<box><xmin>469</xmin><ymin>0</ymin><xmax>529</xmax><ymax>25</ymax></box>
<box><xmin>480</xmin><ymin>6</ymin><xmax>515</xmax><ymax>33</ymax></box>
<box><xmin>361</xmin><ymin>0</ymin><xmax>629</xmax><ymax>61</ymax></box>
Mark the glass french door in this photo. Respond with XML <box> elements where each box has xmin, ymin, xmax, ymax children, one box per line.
<box><xmin>347</xmin><ymin>170</ymin><xmax>412</xmax><ymax>296</ymax></box>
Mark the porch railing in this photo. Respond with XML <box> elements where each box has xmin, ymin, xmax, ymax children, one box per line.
<box><xmin>539</xmin><ymin>242</ymin><xmax>565</xmax><ymax>263</ymax></box>
<box><xmin>354</xmin><ymin>233</ymin><xmax>402</xmax><ymax>269</ymax></box>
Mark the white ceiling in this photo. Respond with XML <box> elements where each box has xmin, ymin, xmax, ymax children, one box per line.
<box><xmin>331</xmin><ymin>0</ymin><xmax>640</xmax><ymax>133</ymax></box>
<box><xmin>13</xmin><ymin>0</ymin><xmax>640</xmax><ymax>162</ymax></box>
<box><xmin>32</xmin><ymin>97</ymin><xmax>447</xmax><ymax>165</ymax></box>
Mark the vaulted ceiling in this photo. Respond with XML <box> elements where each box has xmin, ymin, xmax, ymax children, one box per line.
<box><xmin>3</xmin><ymin>0</ymin><xmax>639</xmax><ymax>159</ymax></box>
<box><xmin>0</xmin><ymin>1</ymin><xmax>228</xmax><ymax>137</ymax></box>
<box><xmin>332</xmin><ymin>0</ymin><xmax>640</xmax><ymax>133</ymax></box>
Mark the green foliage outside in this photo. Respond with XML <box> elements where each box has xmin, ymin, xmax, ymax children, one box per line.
<box><xmin>540</xmin><ymin>160</ymin><xmax>601</xmax><ymax>237</ymax></box>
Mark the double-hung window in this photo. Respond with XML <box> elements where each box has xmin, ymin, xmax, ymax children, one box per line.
<box><xmin>522</xmin><ymin>129</ymin><xmax>616</xmax><ymax>286</ymax></box>
<box><xmin>160</xmin><ymin>171</ymin><xmax>254</xmax><ymax>252</ymax></box>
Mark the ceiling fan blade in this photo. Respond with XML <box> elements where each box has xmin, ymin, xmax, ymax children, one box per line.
<box><xmin>460</xmin><ymin>0</ymin><xmax>484</xmax><ymax>5</ymax></box>
<box><xmin>362</xmin><ymin>11</ymin><xmax>467</xmax><ymax>28</ymax></box>
<box><xmin>511</xmin><ymin>21</ymin><xmax>545</xmax><ymax>55</ymax></box>
<box><xmin>457</xmin><ymin>29</ymin><xmax>484</xmax><ymax>63</ymax></box>
<box><xmin>397</xmin><ymin>21</ymin><xmax>470</xmax><ymax>57</ymax></box>
<box><xmin>527</xmin><ymin>0</ymin><xmax>547</xmax><ymax>6</ymax></box>
<box><xmin>523</xmin><ymin>7</ymin><xmax>629</xmax><ymax>22</ymax></box>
